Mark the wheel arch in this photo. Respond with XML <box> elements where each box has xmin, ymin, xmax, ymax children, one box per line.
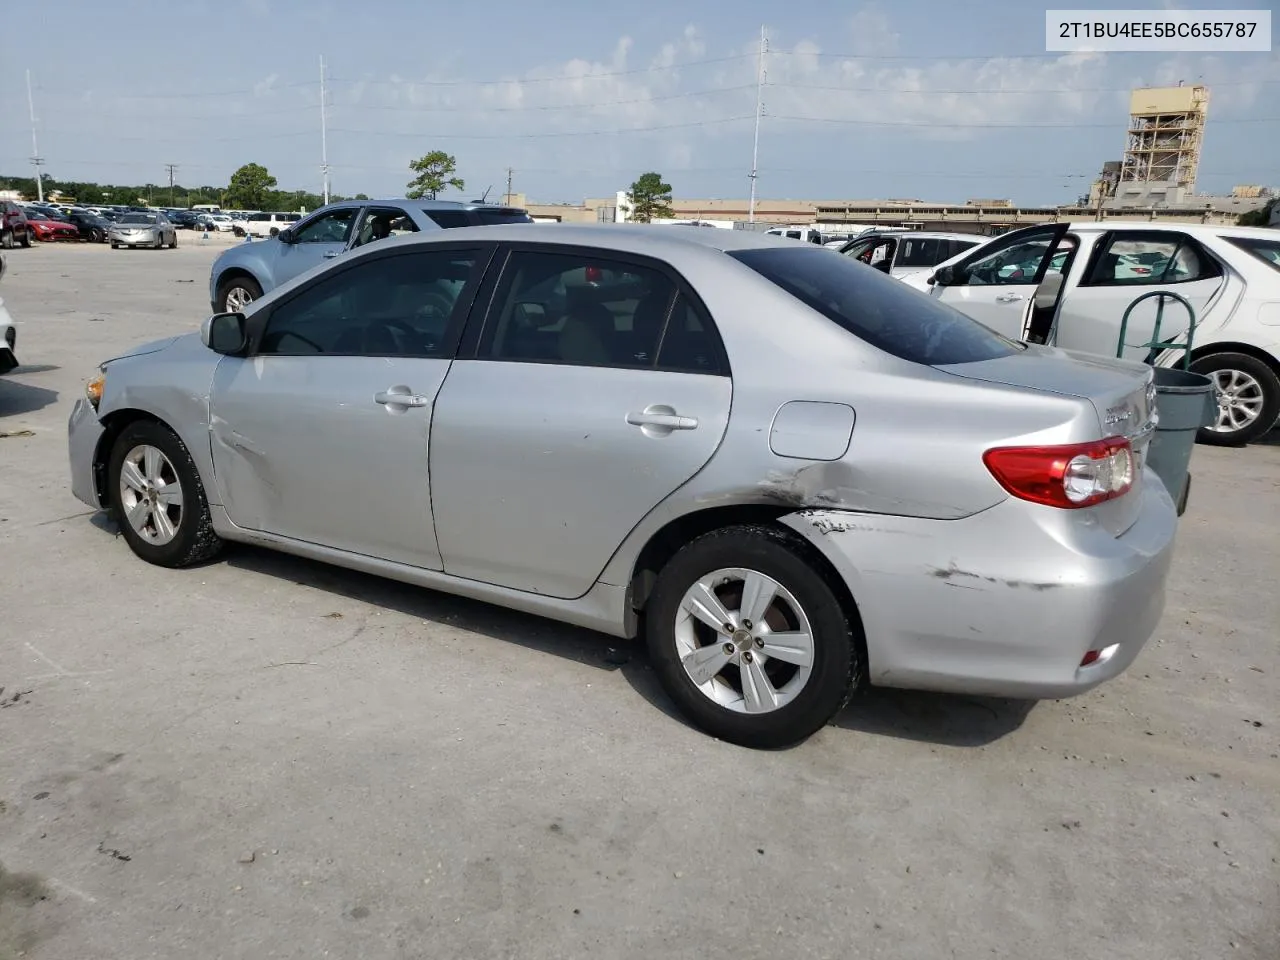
<box><xmin>1188</xmin><ymin>340</ymin><xmax>1280</xmax><ymax>378</ymax></box>
<box><xmin>90</xmin><ymin>408</ymin><xmax>171</xmax><ymax>507</ymax></box>
<box><xmin>626</xmin><ymin>503</ymin><xmax>868</xmax><ymax>671</ymax></box>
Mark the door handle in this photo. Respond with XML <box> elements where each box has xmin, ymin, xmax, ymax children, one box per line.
<box><xmin>374</xmin><ymin>389</ymin><xmax>430</xmax><ymax>408</ymax></box>
<box><xmin>626</xmin><ymin>405</ymin><xmax>698</xmax><ymax>435</ymax></box>
<box><xmin>995</xmin><ymin>292</ymin><xmax>1025</xmax><ymax>303</ymax></box>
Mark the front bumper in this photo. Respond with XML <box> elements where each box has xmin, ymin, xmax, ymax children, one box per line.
<box><xmin>68</xmin><ymin>398</ymin><xmax>107</xmax><ymax>508</ymax></box>
<box><xmin>785</xmin><ymin>470</ymin><xmax>1178</xmax><ymax>700</ymax></box>
<box><xmin>111</xmin><ymin>231</ymin><xmax>160</xmax><ymax>246</ymax></box>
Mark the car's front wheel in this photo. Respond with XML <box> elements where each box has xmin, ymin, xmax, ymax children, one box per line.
<box><xmin>216</xmin><ymin>275</ymin><xmax>263</xmax><ymax>313</ymax></box>
<box><xmin>107</xmin><ymin>420</ymin><xmax>223</xmax><ymax>568</ymax></box>
<box><xmin>1192</xmin><ymin>352</ymin><xmax>1280</xmax><ymax>446</ymax></box>
<box><xmin>645</xmin><ymin>525</ymin><xmax>860</xmax><ymax>748</ymax></box>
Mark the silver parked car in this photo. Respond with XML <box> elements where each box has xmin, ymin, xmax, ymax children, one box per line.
<box><xmin>209</xmin><ymin>199</ymin><xmax>533</xmax><ymax>313</ymax></box>
<box><xmin>68</xmin><ymin>226</ymin><xmax>1177</xmax><ymax>747</ymax></box>
<box><xmin>109</xmin><ymin>211</ymin><xmax>178</xmax><ymax>250</ymax></box>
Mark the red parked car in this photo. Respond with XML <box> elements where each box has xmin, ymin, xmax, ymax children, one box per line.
<box><xmin>1</xmin><ymin>201</ymin><xmax>32</xmax><ymax>248</ymax></box>
<box><xmin>25</xmin><ymin>210</ymin><xmax>80</xmax><ymax>242</ymax></box>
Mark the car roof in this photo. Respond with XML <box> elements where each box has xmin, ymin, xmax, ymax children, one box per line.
<box><xmin>1061</xmin><ymin>221</ymin><xmax>1279</xmax><ymax>240</ymax></box>
<box><xmin>851</xmin><ymin>231</ymin><xmax>982</xmax><ymax>241</ymax></box>
<box><xmin>368</xmin><ymin>223</ymin><xmax>812</xmax><ymax>258</ymax></box>
<box><xmin>317</xmin><ymin>198</ymin><xmax>530</xmax><ymax>212</ymax></box>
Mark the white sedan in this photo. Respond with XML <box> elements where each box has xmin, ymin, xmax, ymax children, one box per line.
<box><xmin>913</xmin><ymin>222</ymin><xmax>1280</xmax><ymax>445</ymax></box>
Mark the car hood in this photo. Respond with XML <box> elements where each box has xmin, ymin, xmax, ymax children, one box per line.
<box><xmin>104</xmin><ymin>335</ymin><xmax>181</xmax><ymax>365</ymax></box>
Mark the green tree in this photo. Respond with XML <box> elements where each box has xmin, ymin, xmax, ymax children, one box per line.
<box><xmin>225</xmin><ymin>163</ymin><xmax>278</xmax><ymax>210</ymax></box>
<box><xmin>406</xmin><ymin>151</ymin><xmax>464</xmax><ymax>200</ymax></box>
<box><xmin>1237</xmin><ymin>198</ymin><xmax>1276</xmax><ymax>227</ymax></box>
<box><xmin>353</xmin><ymin>193</ymin><xmax>370</xmax><ymax>201</ymax></box>
<box><xmin>626</xmin><ymin>171</ymin><xmax>674</xmax><ymax>223</ymax></box>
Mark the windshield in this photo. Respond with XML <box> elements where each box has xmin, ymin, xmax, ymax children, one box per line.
<box><xmin>729</xmin><ymin>247</ymin><xmax>1022</xmax><ymax>366</ymax></box>
<box><xmin>120</xmin><ymin>213</ymin><xmax>158</xmax><ymax>224</ymax></box>
<box><xmin>1226</xmin><ymin>236</ymin><xmax>1280</xmax><ymax>273</ymax></box>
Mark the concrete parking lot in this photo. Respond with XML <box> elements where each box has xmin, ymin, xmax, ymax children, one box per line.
<box><xmin>1</xmin><ymin>239</ymin><xmax>1277</xmax><ymax>960</ymax></box>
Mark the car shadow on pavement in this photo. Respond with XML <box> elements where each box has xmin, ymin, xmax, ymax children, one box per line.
<box><xmin>225</xmin><ymin>545</ymin><xmax>638</xmax><ymax>674</ymax></box>
<box><xmin>834</xmin><ymin>687</ymin><xmax>1035</xmax><ymax>746</ymax></box>
<box><xmin>0</xmin><ymin>379</ymin><xmax>59</xmax><ymax>417</ymax></box>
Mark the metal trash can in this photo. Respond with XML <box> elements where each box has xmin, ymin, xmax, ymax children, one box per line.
<box><xmin>1146</xmin><ymin>366</ymin><xmax>1215</xmax><ymax>516</ymax></box>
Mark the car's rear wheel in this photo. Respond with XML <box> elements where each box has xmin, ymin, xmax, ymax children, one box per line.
<box><xmin>645</xmin><ymin>525</ymin><xmax>860</xmax><ymax>748</ymax></box>
<box><xmin>0</xmin><ymin>229</ymin><xmax>12</xmax><ymax>249</ymax></box>
<box><xmin>20</xmin><ymin>228</ymin><xmax>32</xmax><ymax>247</ymax></box>
<box><xmin>1192</xmin><ymin>352</ymin><xmax>1280</xmax><ymax>446</ymax></box>
<box><xmin>107</xmin><ymin>420</ymin><xmax>223</xmax><ymax>568</ymax></box>
<box><xmin>216</xmin><ymin>275</ymin><xmax>263</xmax><ymax>313</ymax></box>
<box><xmin>168</xmin><ymin>231</ymin><xmax>178</xmax><ymax>249</ymax></box>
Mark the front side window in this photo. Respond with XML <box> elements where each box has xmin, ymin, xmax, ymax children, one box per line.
<box><xmin>730</xmin><ymin>246</ymin><xmax>1021</xmax><ymax>366</ymax></box>
<box><xmin>1085</xmin><ymin>233</ymin><xmax>1222</xmax><ymax>285</ymax></box>
<box><xmin>482</xmin><ymin>251</ymin><xmax>677</xmax><ymax>368</ymax></box>
<box><xmin>290</xmin><ymin>210</ymin><xmax>353</xmax><ymax>243</ymax></box>
<box><xmin>962</xmin><ymin>235</ymin><xmax>1059</xmax><ymax>286</ymax></box>
<box><xmin>258</xmin><ymin>249</ymin><xmax>481</xmax><ymax>357</ymax></box>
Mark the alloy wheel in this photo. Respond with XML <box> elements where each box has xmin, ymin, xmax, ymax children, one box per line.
<box><xmin>118</xmin><ymin>444</ymin><xmax>184</xmax><ymax>545</ymax></box>
<box><xmin>1208</xmin><ymin>368</ymin><xmax>1265</xmax><ymax>434</ymax></box>
<box><xmin>673</xmin><ymin>567</ymin><xmax>815</xmax><ymax>714</ymax></box>
<box><xmin>224</xmin><ymin>286</ymin><xmax>255</xmax><ymax>312</ymax></box>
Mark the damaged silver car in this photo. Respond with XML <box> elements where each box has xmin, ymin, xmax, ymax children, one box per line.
<box><xmin>67</xmin><ymin>225</ymin><xmax>1178</xmax><ymax>748</ymax></box>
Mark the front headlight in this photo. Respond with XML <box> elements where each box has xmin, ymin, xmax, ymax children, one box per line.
<box><xmin>85</xmin><ymin>366</ymin><xmax>106</xmax><ymax>409</ymax></box>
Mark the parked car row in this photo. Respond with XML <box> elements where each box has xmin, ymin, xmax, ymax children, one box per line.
<box><xmin>69</xmin><ymin>220</ymin><xmax>1179</xmax><ymax>748</ymax></box>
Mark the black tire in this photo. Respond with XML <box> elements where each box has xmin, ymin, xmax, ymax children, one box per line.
<box><xmin>269</xmin><ymin>226</ymin><xmax>280</xmax><ymax>237</ymax></box>
<box><xmin>1191</xmin><ymin>352</ymin><xmax>1280</xmax><ymax>446</ymax></box>
<box><xmin>168</xmin><ymin>232</ymin><xmax>178</xmax><ymax>249</ymax></box>
<box><xmin>107</xmin><ymin>420</ymin><xmax>223</xmax><ymax>568</ymax></box>
<box><xmin>0</xmin><ymin>229</ymin><xmax>12</xmax><ymax>250</ymax></box>
<box><xmin>20</xmin><ymin>228</ymin><xmax>32</xmax><ymax>248</ymax></box>
<box><xmin>644</xmin><ymin>524</ymin><xmax>860</xmax><ymax>749</ymax></box>
<box><xmin>111</xmin><ymin>242</ymin><xmax>120</xmax><ymax>249</ymax></box>
<box><xmin>215</xmin><ymin>274</ymin><xmax>263</xmax><ymax>313</ymax></box>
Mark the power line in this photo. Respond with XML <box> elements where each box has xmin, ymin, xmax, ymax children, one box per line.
<box><xmin>771</xmin><ymin>78</ymin><xmax>1280</xmax><ymax>94</ymax></box>
<box><xmin>323</xmin><ymin>84</ymin><xmax>757</xmax><ymax>115</ymax></box>
<box><xmin>326</xmin><ymin>54</ymin><xmax>756</xmax><ymax>88</ymax></box>
<box><xmin>329</xmin><ymin>115</ymin><xmax>757</xmax><ymax>140</ymax></box>
<box><xmin>769</xmin><ymin>114</ymin><xmax>1280</xmax><ymax>129</ymax></box>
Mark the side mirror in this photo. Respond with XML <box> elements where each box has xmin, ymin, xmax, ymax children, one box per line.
<box><xmin>201</xmin><ymin>312</ymin><xmax>248</xmax><ymax>355</ymax></box>
<box><xmin>933</xmin><ymin>265</ymin><xmax>957</xmax><ymax>286</ymax></box>
<box><xmin>276</xmin><ymin>228</ymin><xmax>294</xmax><ymax>243</ymax></box>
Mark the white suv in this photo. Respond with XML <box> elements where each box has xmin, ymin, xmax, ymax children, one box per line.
<box><xmin>243</xmin><ymin>211</ymin><xmax>302</xmax><ymax>239</ymax></box>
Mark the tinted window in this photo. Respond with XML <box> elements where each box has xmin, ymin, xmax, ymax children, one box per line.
<box><xmin>657</xmin><ymin>294</ymin><xmax>728</xmax><ymax>375</ymax></box>
<box><xmin>259</xmin><ymin>249</ymin><xmax>481</xmax><ymax>357</ymax></box>
<box><xmin>1085</xmin><ymin>234</ymin><xmax>1221</xmax><ymax>285</ymax></box>
<box><xmin>483</xmin><ymin>251</ymin><xmax>676</xmax><ymax>368</ymax></box>
<box><xmin>473</xmin><ymin>209</ymin><xmax>533</xmax><ymax>225</ymax></box>
<box><xmin>1226</xmin><ymin>236</ymin><xmax>1280</xmax><ymax>272</ymax></box>
<box><xmin>351</xmin><ymin>207</ymin><xmax>419</xmax><ymax>248</ymax></box>
<box><xmin>729</xmin><ymin>247</ymin><xmax>1021</xmax><ymax>365</ymax></box>
<box><xmin>427</xmin><ymin>210</ymin><xmax>472</xmax><ymax>229</ymax></box>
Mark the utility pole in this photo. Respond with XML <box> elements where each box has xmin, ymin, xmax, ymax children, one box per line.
<box><xmin>26</xmin><ymin>69</ymin><xmax>44</xmax><ymax>203</ymax></box>
<box><xmin>165</xmin><ymin>163</ymin><xmax>178</xmax><ymax>207</ymax></box>
<box><xmin>505</xmin><ymin>167</ymin><xmax>513</xmax><ymax>206</ymax></box>
<box><xmin>319</xmin><ymin>55</ymin><xmax>331</xmax><ymax>205</ymax></box>
<box><xmin>748</xmin><ymin>25</ymin><xmax>767</xmax><ymax>224</ymax></box>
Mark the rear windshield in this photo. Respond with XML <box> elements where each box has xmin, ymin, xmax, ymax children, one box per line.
<box><xmin>728</xmin><ymin>247</ymin><xmax>1022</xmax><ymax>365</ymax></box>
<box><xmin>1226</xmin><ymin>236</ymin><xmax>1280</xmax><ymax>273</ymax></box>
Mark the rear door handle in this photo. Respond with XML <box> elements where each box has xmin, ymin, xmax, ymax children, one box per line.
<box><xmin>995</xmin><ymin>292</ymin><xmax>1025</xmax><ymax>303</ymax></box>
<box><xmin>374</xmin><ymin>389</ymin><xmax>430</xmax><ymax>408</ymax></box>
<box><xmin>626</xmin><ymin>405</ymin><xmax>698</xmax><ymax>434</ymax></box>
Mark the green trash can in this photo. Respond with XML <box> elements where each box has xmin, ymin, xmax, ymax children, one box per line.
<box><xmin>1146</xmin><ymin>366</ymin><xmax>1215</xmax><ymax>516</ymax></box>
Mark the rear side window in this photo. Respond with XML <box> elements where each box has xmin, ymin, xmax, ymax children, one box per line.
<box><xmin>1225</xmin><ymin>236</ymin><xmax>1280</xmax><ymax>273</ymax></box>
<box><xmin>729</xmin><ymin>247</ymin><xmax>1022</xmax><ymax>365</ymax></box>
<box><xmin>473</xmin><ymin>208</ymin><xmax>533</xmax><ymax>226</ymax></box>
<box><xmin>427</xmin><ymin>210</ymin><xmax>472</xmax><ymax>229</ymax></box>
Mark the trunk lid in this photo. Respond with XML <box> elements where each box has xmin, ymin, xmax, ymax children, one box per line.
<box><xmin>939</xmin><ymin>344</ymin><xmax>1157</xmax><ymax>535</ymax></box>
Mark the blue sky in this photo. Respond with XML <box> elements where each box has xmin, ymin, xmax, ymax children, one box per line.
<box><xmin>1</xmin><ymin>0</ymin><xmax>1276</xmax><ymax>204</ymax></box>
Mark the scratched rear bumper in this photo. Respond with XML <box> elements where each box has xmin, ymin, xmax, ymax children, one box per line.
<box><xmin>782</xmin><ymin>470</ymin><xmax>1178</xmax><ymax>699</ymax></box>
<box><xmin>68</xmin><ymin>398</ymin><xmax>106</xmax><ymax>508</ymax></box>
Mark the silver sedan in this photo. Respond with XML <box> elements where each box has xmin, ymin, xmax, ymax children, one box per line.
<box><xmin>67</xmin><ymin>225</ymin><xmax>1178</xmax><ymax>747</ymax></box>
<box><xmin>109</xmin><ymin>211</ymin><xmax>178</xmax><ymax>249</ymax></box>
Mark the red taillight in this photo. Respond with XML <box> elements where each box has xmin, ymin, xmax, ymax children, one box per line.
<box><xmin>584</xmin><ymin>265</ymin><xmax>603</xmax><ymax>284</ymax></box>
<box><xmin>983</xmin><ymin>437</ymin><xmax>1135</xmax><ymax>509</ymax></box>
<box><xmin>1079</xmin><ymin>650</ymin><xmax>1101</xmax><ymax>667</ymax></box>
